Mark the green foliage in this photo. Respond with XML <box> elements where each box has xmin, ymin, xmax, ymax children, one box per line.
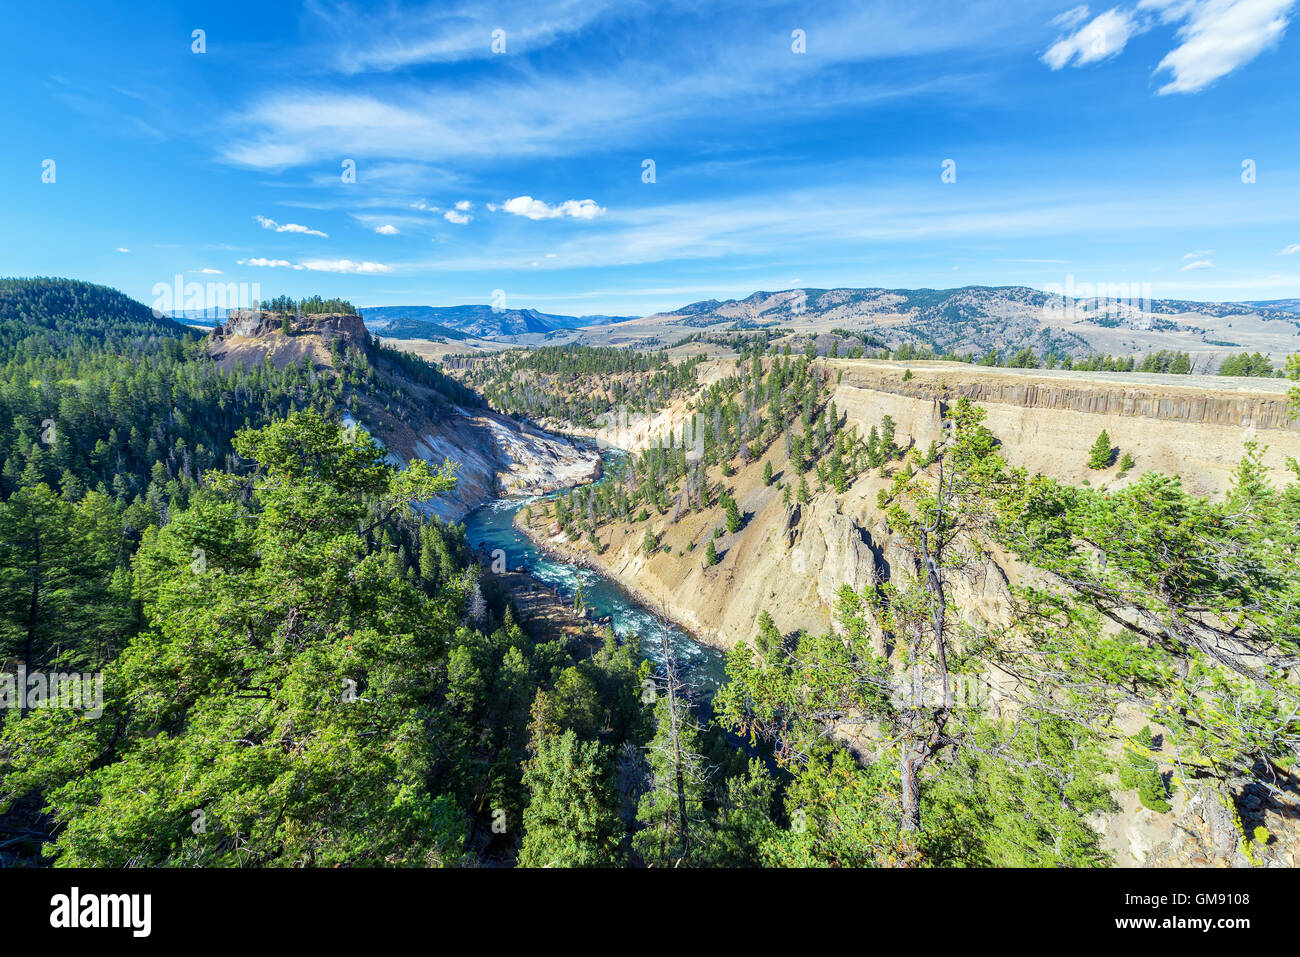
<box><xmin>1117</xmin><ymin>726</ymin><xmax>1174</xmax><ymax>814</ymax></box>
<box><xmin>1139</xmin><ymin>350</ymin><xmax>1191</xmax><ymax>375</ymax></box>
<box><xmin>1</xmin><ymin>411</ymin><xmax>472</xmax><ymax>866</ymax></box>
<box><xmin>632</xmin><ymin>695</ymin><xmax>710</xmax><ymax>867</ymax></box>
<box><xmin>1218</xmin><ymin>352</ymin><xmax>1274</xmax><ymax>377</ymax></box>
<box><xmin>754</xmin><ymin>610</ymin><xmax>780</xmax><ymax>658</ymax></box>
<box><xmin>518</xmin><ymin>730</ymin><xmax>620</xmax><ymax>867</ymax></box>
<box><xmin>1088</xmin><ymin>430</ymin><xmax>1114</xmax><ymax>469</ymax></box>
<box><xmin>998</xmin><ymin>439</ymin><xmax>1300</xmax><ymax>792</ymax></box>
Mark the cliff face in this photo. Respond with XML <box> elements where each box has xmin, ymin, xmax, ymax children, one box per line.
<box><xmin>399</xmin><ymin>409</ymin><xmax>601</xmax><ymax>523</ymax></box>
<box><xmin>213</xmin><ymin>310</ymin><xmax>369</xmax><ymax>346</ymax></box>
<box><xmin>833</xmin><ymin>362</ymin><xmax>1297</xmax><ymax>431</ymax></box>
<box><xmin>206</xmin><ymin>312</ymin><xmax>601</xmax><ymax>522</ymax></box>
<box><xmin>831</xmin><ymin>360</ymin><xmax>1300</xmax><ymax>499</ymax></box>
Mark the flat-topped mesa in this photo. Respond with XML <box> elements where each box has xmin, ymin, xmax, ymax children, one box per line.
<box><xmin>213</xmin><ymin>310</ymin><xmax>369</xmax><ymax>347</ymax></box>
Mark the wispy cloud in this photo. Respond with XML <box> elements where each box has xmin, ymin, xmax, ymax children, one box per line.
<box><xmin>220</xmin><ymin>3</ymin><xmax>1035</xmax><ymax>171</ymax></box>
<box><xmin>375</xmin><ymin>224</ymin><xmax>399</xmax><ymax>234</ymax></box>
<box><xmin>310</xmin><ymin>0</ymin><xmax>615</xmax><ymax>73</ymax></box>
<box><xmin>239</xmin><ymin>257</ymin><xmax>295</xmax><ymax>268</ymax></box>
<box><xmin>238</xmin><ymin>256</ymin><xmax>392</xmax><ymax>273</ymax></box>
<box><xmin>255</xmin><ymin>214</ymin><xmax>329</xmax><ymax>238</ymax></box>
<box><xmin>1279</xmin><ymin>243</ymin><xmax>1300</xmax><ymax>255</ymax></box>
<box><xmin>1180</xmin><ymin>258</ymin><xmax>1214</xmax><ymax>270</ymax></box>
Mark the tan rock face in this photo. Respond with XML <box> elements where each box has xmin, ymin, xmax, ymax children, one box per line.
<box><xmin>831</xmin><ymin>361</ymin><xmax>1300</xmax><ymax>498</ymax></box>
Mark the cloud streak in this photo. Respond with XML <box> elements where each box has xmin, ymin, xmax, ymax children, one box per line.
<box><xmin>256</xmin><ymin>215</ymin><xmax>328</xmax><ymax>238</ymax></box>
<box><xmin>238</xmin><ymin>257</ymin><xmax>392</xmax><ymax>273</ymax></box>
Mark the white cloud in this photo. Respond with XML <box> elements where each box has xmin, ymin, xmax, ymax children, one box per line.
<box><xmin>494</xmin><ymin>196</ymin><xmax>606</xmax><ymax>221</ymax></box>
<box><xmin>299</xmin><ymin>259</ymin><xmax>392</xmax><ymax>274</ymax></box>
<box><xmin>454</xmin><ymin>199</ymin><xmax>472</xmax><ymax>211</ymax></box>
<box><xmin>1180</xmin><ymin>258</ymin><xmax>1214</xmax><ymax>270</ymax></box>
<box><xmin>237</xmin><ymin>256</ymin><xmax>393</xmax><ymax>273</ymax></box>
<box><xmin>444</xmin><ymin>209</ymin><xmax>471</xmax><ymax>225</ymax></box>
<box><xmin>375</xmin><ymin>224</ymin><xmax>399</xmax><ymax>235</ymax></box>
<box><xmin>1182</xmin><ymin>248</ymin><xmax>1214</xmax><ymax>258</ymax></box>
<box><xmin>198</xmin><ymin>268</ymin><xmax>224</xmax><ymax>274</ymax></box>
<box><xmin>239</xmin><ymin>257</ymin><xmax>296</xmax><ymax>268</ymax></box>
<box><xmin>1043</xmin><ymin>0</ymin><xmax>1297</xmax><ymax>92</ymax></box>
<box><xmin>1279</xmin><ymin>243</ymin><xmax>1300</xmax><ymax>255</ymax></box>
<box><xmin>116</xmin><ymin>247</ymin><xmax>131</xmax><ymax>253</ymax></box>
<box><xmin>410</xmin><ymin>199</ymin><xmax>439</xmax><ymax>211</ymax></box>
<box><xmin>1148</xmin><ymin>0</ymin><xmax>1297</xmax><ymax>94</ymax></box>
<box><xmin>1043</xmin><ymin>7</ymin><xmax>1145</xmax><ymax>67</ymax></box>
<box><xmin>255</xmin><ymin>214</ymin><xmax>328</xmax><ymax>238</ymax></box>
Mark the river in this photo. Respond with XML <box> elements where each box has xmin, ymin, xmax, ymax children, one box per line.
<box><xmin>462</xmin><ymin>451</ymin><xmax>728</xmax><ymax>693</ymax></box>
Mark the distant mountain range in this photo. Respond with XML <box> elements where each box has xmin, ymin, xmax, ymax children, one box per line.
<box><xmin>607</xmin><ymin>285</ymin><xmax>1300</xmax><ymax>362</ymax></box>
<box><xmin>1244</xmin><ymin>299</ymin><xmax>1300</xmax><ymax>314</ymax></box>
<box><xmin>144</xmin><ymin>286</ymin><xmax>1300</xmax><ymax>363</ymax></box>
<box><xmin>359</xmin><ymin>305</ymin><xmax>633</xmax><ymax>340</ymax></box>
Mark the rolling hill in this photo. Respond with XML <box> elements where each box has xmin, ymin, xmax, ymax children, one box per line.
<box><xmin>359</xmin><ymin>304</ymin><xmax>633</xmax><ymax>340</ymax></box>
<box><xmin>562</xmin><ymin>285</ymin><xmax>1300</xmax><ymax>367</ymax></box>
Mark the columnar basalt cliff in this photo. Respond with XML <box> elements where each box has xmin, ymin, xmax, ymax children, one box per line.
<box><xmin>832</xmin><ymin>362</ymin><xmax>1297</xmax><ymax>431</ymax></box>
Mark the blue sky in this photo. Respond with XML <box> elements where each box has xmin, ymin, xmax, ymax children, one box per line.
<box><xmin>2</xmin><ymin>0</ymin><xmax>1299</xmax><ymax>317</ymax></box>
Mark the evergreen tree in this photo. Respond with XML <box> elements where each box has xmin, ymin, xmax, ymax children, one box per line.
<box><xmin>1088</xmin><ymin>430</ymin><xmax>1114</xmax><ymax>469</ymax></box>
<box><xmin>518</xmin><ymin>730</ymin><xmax>620</xmax><ymax>867</ymax></box>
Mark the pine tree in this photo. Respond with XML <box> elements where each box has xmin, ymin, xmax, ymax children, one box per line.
<box><xmin>1088</xmin><ymin>430</ymin><xmax>1114</xmax><ymax>469</ymax></box>
<box><xmin>518</xmin><ymin>730</ymin><xmax>621</xmax><ymax>867</ymax></box>
<box><xmin>725</xmin><ymin>496</ymin><xmax>743</xmax><ymax>534</ymax></box>
<box><xmin>704</xmin><ymin>539</ymin><xmax>719</xmax><ymax>566</ymax></box>
<box><xmin>762</xmin><ymin>459</ymin><xmax>774</xmax><ymax>487</ymax></box>
<box><xmin>755</xmin><ymin>610</ymin><xmax>780</xmax><ymax>658</ymax></box>
<box><xmin>633</xmin><ymin>635</ymin><xmax>710</xmax><ymax>867</ymax></box>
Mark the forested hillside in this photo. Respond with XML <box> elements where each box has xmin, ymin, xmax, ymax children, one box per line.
<box><xmin>448</xmin><ymin>345</ymin><xmax>705</xmax><ymax>427</ymax></box>
<box><xmin>4</xmin><ymin>280</ymin><xmax>1298</xmax><ymax>869</ymax></box>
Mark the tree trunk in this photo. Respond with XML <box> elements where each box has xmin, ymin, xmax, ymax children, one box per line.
<box><xmin>900</xmin><ymin>746</ymin><xmax>922</xmax><ymax>834</ymax></box>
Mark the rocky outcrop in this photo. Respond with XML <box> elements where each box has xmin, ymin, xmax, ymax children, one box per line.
<box><xmin>206</xmin><ymin>311</ymin><xmax>600</xmax><ymax>522</ymax></box>
<box><xmin>213</xmin><ymin>310</ymin><xmax>369</xmax><ymax>347</ymax></box>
